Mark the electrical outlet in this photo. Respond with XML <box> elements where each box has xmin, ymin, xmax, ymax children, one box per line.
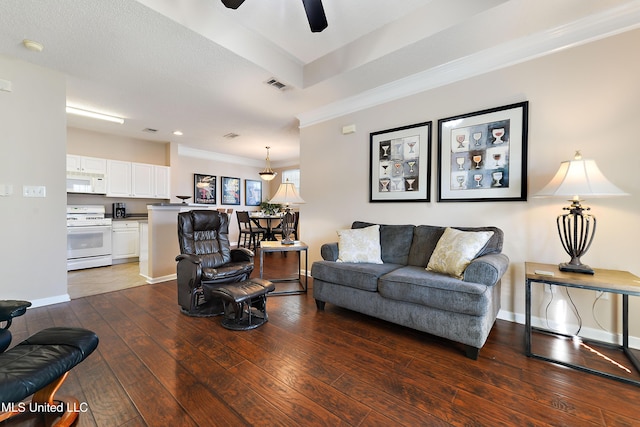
<box><xmin>595</xmin><ymin>290</ymin><xmax>609</xmax><ymax>300</ymax></box>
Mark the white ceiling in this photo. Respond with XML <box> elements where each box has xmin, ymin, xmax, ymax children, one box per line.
<box><xmin>1</xmin><ymin>0</ymin><xmax>639</xmax><ymax>164</ymax></box>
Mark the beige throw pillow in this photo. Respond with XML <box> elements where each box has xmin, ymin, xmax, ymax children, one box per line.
<box><xmin>426</xmin><ymin>227</ymin><xmax>494</xmax><ymax>279</ymax></box>
<box><xmin>337</xmin><ymin>225</ymin><xmax>383</xmax><ymax>264</ymax></box>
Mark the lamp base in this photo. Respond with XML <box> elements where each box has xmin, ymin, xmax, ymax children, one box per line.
<box><xmin>559</xmin><ymin>262</ymin><xmax>594</xmax><ymax>275</ymax></box>
<box><xmin>280</xmin><ymin>238</ymin><xmax>295</xmax><ymax>245</ymax></box>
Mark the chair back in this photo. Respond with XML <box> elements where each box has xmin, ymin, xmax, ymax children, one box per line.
<box><xmin>177</xmin><ymin>210</ymin><xmax>231</xmax><ymax>268</ymax></box>
<box><xmin>236</xmin><ymin>211</ymin><xmax>256</xmax><ymax>231</ymax></box>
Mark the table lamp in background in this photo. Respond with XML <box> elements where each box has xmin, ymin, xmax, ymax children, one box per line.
<box><xmin>536</xmin><ymin>151</ymin><xmax>628</xmax><ymax>274</ymax></box>
<box><xmin>270</xmin><ymin>179</ymin><xmax>305</xmax><ymax>245</ymax></box>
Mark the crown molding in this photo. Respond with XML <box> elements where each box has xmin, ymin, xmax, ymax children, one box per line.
<box><xmin>297</xmin><ymin>2</ymin><xmax>640</xmax><ymax>128</ymax></box>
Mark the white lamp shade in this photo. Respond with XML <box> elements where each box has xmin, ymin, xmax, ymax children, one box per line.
<box><xmin>536</xmin><ymin>156</ymin><xmax>627</xmax><ymax>199</ymax></box>
<box><xmin>270</xmin><ymin>181</ymin><xmax>305</xmax><ymax>205</ymax></box>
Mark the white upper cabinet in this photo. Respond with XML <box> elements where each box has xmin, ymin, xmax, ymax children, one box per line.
<box><xmin>106</xmin><ymin>160</ymin><xmax>133</xmax><ymax>197</ymax></box>
<box><xmin>106</xmin><ymin>160</ymin><xmax>170</xmax><ymax>199</ymax></box>
<box><xmin>66</xmin><ymin>155</ymin><xmax>106</xmax><ymax>175</ymax></box>
<box><xmin>154</xmin><ymin>165</ymin><xmax>171</xmax><ymax>199</ymax></box>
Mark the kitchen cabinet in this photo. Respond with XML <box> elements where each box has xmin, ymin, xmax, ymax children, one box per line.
<box><xmin>106</xmin><ymin>160</ymin><xmax>132</xmax><ymax>197</ymax></box>
<box><xmin>66</xmin><ymin>155</ymin><xmax>106</xmax><ymax>175</ymax></box>
<box><xmin>154</xmin><ymin>165</ymin><xmax>170</xmax><ymax>199</ymax></box>
<box><xmin>107</xmin><ymin>160</ymin><xmax>170</xmax><ymax>199</ymax></box>
<box><xmin>112</xmin><ymin>221</ymin><xmax>140</xmax><ymax>260</ymax></box>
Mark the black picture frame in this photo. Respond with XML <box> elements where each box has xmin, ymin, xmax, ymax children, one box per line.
<box><xmin>221</xmin><ymin>176</ymin><xmax>241</xmax><ymax>205</ymax></box>
<box><xmin>437</xmin><ymin>101</ymin><xmax>528</xmax><ymax>202</ymax></box>
<box><xmin>369</xmin><ymin>121</ymin><xmax>432</xmax><ymax>202</ymax></box>
<box><xmin>194</xmin><ymin>174</ymin><xmax>216</xmax><ymax>204</ymax></box>
<box><xmin>244</xmin><ymin>179</ymin><xmax>262</xmax><ymax>206</ymax></box>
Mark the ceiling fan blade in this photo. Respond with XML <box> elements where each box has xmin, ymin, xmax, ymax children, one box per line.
<box><xmin>301</xmin><ymin>0</ymin><xmax>328</xmax><ymax>32</ymax></box>
<box><xmin>221</xmin><ymin>0</ymin><xmax>245</xmax><ymax>9</ymax></box>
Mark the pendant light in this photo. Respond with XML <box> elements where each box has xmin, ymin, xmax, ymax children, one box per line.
<box><xmin>259</xmin><ymin>146</ymin><xmax>277</xmax><ymax>181</ymax></box>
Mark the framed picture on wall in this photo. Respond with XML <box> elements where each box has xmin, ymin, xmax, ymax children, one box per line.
<box><xmin>437</xmin><ymin>101</ymin><xmax>528</xmax><ymax>202</ymax></box>
<box><xmin>194</xmin><ymin>174</ymin><xmax>216</xmax><ymax>204</ymax></box>
<box><xmin>369</xmin><ymin>121</ymin><xmax>432</xmax><ymax>202</ymax></box>
<box><xmin>221</xmin><ymin>176</ymin><xmax>241</xmax><ymax>205</ymax></box>
<box><xmin>244</xmin><ymin>179</ymin><xmax>262</xmax><ymax>206</ymax></box>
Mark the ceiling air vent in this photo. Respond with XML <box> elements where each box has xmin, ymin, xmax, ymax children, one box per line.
<box><xmin>265</xmin><ymin>78</ymin><xmax>287</xmax><ymax>91</ymax></box>
<box><xmin>142</xmin><ymin>128</ymin><xmax>158</xmax><ymax>133</ymax></box>
<box><xmin>223</xmin><ymin>132</ymin><xmax>239</xmax><ymax>139</ymax></box>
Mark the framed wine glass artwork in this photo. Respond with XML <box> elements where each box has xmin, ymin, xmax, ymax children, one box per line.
<box><xmin>437</xmin><ymin>101</ymin><xmax>528</xmax><ymax>202</ymax></box>
<box><xmin>369</xmin><ymin>121</ymin><xmax>432</xmax><ymax>202</ymax></box>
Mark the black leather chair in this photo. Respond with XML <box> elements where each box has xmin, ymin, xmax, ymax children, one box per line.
<box><xmin>176</xmin><ymin>210</ymin><xmax>255</xmax><ymax>316</ymax></box>
<box><xmin>0</xmin><ymin>300</ymin><xmax>99</xmax><ymax>426</ymax></box>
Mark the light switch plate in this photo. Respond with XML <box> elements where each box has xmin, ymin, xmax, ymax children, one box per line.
<box><xmin>0</xmin><ymin>184</ymin><xmax>13</xmax><ymax>196</ymax></box>
<box><xmin>0</xmin><ymin>79</ymin><xmax>12</xmax><ymax>92</ymax></box>
<box><xmin>23</xmin><ymin>185</ymin><xmax>46</xmax><ymax>197</ymax></box>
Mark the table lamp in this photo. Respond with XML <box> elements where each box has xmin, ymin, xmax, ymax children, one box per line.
<box><xmin>536</xmin><ymin>151</ymin><xmax>627</xmax><ymax>274</ymax></box>
<box><xmin>269</xmin><ymin>179</ymin><xmax>305</xmax><ymax>244</ymax></box>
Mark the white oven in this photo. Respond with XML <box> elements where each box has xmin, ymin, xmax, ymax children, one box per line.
<box><xmin>67</xmin><ymin>206</ymin><xmax>113</xmax><ymax>271</ymax></box>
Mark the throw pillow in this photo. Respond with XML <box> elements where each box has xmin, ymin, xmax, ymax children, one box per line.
<box><xmin>426</xmin><ymin>227</ymin><xmax>494</xmax><ymax>279</ymax></box>
<box><xmin>337</xmin><ymin>225</ymin><xmax>383</xmax><ymax>264</ymax></box>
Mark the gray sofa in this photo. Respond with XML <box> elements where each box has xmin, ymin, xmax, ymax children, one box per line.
<box><xmin>311</xmin><ymin>221</ymin><xmax>509</xmax><ymax>359</ymax></box>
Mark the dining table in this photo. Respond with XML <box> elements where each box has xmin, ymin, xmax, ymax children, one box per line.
<box><xmin>249</xmin><ymin>212</ymin><xmax>283</xmax><ymax>241</ymax></box>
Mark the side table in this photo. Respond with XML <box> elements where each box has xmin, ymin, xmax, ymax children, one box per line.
<box><xmin>259</xmin><ymin>241</ymin><xmax>308</xmax><ymax>296</ymax></box>
<box><xmin>525</xmin><ymin>262</ymin><xmax>640</xmax><ymax>386</ymax></box>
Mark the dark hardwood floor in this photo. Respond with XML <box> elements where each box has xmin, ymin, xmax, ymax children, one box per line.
<box><xmin>4</xmin><ymin>253</ymin><xmax>640</xmax><ymax>426</ymax></box>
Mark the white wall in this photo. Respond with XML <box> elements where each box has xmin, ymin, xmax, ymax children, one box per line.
<box><xmin>0</xmin><ymin>55</ymin><xmax>68</xmax><ymax>306</ymax></box>
<box><xmin>300</xmin><ymin>29</ymin><xmax>640</xmax><ymax>338</ymax></box>
<box><xmin>169</xmin><ymin>143</ymin><xmax>271</xmax><ymax>243</ymax></box>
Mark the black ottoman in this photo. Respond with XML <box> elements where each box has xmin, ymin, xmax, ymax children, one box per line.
<box><xmin>210</xmin><ymin>278</ymin><xmax>275</xmax><ymax>330</ymax></box>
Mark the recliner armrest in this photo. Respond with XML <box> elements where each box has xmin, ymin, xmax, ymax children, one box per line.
<box><xmin>320</xmin><ymin>242</ymin><xmax>339</xmax><ymax>261</ymax></box>
<box><xmin>463</xmin><ymin>253</ymin><xmax>509</xmax><ymax>287</ymax></box>
<box><xmin>231</xmin><ymin>247</ymin><xmax>254</xmax><ymax>262</ymax></box>
<box><xmin>176</xmin><ymin>253</ymin><xmax>201</xmax><ymax>264</ymax></box>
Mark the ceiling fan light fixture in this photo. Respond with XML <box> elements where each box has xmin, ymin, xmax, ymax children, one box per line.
<box><xmin>259</xmin><ymin>146</ymin><xmax>278</xmax><ymax>181</ymax></box>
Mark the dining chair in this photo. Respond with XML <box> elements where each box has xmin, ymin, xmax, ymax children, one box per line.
<box><xmin>236</xmin><ymin>211</ymin><xmax>266</xmax><ymax>251</ymax></box>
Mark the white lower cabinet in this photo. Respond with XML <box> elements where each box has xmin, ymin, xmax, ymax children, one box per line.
<box><xmin>112</xmin><ymin>221</ymin><xmax>140</xmax><ymax>260</ymax></box>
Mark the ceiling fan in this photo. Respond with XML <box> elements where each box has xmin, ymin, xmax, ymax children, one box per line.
<box><xmin>221</xmin><ymin>0</ymin><xmax>328</xmax><ymax>33</ymax></box>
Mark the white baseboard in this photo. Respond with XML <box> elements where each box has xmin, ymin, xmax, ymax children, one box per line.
<box><xmin>143</xmin><ymin>273</ymin><xmax>177</xmax><ymax>284</ymax></box>
<box><xmin>498</xmin><ymin>309</ymin><xmax>640</xmax><ymax>348</ymax></box>
<box><xmin>29</xmin><ymin>294</ymin><xmax>71</xmax><ymax>308</ymax></box>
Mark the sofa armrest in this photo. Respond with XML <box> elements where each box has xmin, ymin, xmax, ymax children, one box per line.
<box><xmin>463</xmin><ymin>253</ymin><xmax>509</xmax><ymax>286</ymax></box>
<box><xmin>320</xmin><ymin>242</ymin><xmax>339</xmax><ymax>261</ymax></box>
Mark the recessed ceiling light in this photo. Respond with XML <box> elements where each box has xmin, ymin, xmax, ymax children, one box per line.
<box><xmin>173</xmin><ymin>130</ymin><xmax>183</xmax><ymax>136</ymax></box>
<box><xmin>22</xmin><ymin>39</ymin><xmax>44</xmax><ymax>52</ymax></box>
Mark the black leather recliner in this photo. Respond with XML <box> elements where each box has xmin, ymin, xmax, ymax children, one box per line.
<box><xmin>0</xmin><ymin>300</ymin><xmax>99</xmax><ymax>425</ymax></box>
<box><xmin>176</xmin><ymin>210</ymin><xmax>255</xmax><ymax>316</ymax></box>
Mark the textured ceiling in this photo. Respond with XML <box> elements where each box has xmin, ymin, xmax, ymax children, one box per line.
<box><xmin>0</xmin><ymin>0</ymin><xmax>638</xmax><ymax>163</ymax></box>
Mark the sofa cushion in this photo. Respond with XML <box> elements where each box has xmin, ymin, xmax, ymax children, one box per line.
<box><xmin>311</xmin><ymin>260</ymin><xmax>402</xmax><ymax>292</ymax></box>
<box><xmin>408</xmin><ymin>225</ymin><xmax>503</xmax><ymax>267</ymax></box>
<box><xmin>426</xmin><ymin>227</ymin><xmax>494</xmax><ymax>279</ymax></box>
<box><xmin>352</xmin><ymin>221</ymin><xmax>415</xmax><ymax>264</ymax></box>
<box><xmin>378</xmin><ymin>266</ymin><xmax>492</xmax><ymax>316</ymax></box>
<box><xmin>337</xmin><ymin>225</ymin><xmax>383</xmax><ymax>264</ymax></box>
